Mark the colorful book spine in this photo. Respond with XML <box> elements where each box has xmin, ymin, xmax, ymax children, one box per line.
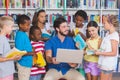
<box><xmin>117</xmin><ymin>0</ymin><xmax>120</xmax><ymax>8</ymax></box>
<box><xmin>2</xmin><ymin>0</ymin><xmax>5</xmax><ymax>8</ymax></box>
<box><xmin>0</xmin><ymin>0</ymin><xmax>119</xmax><ymax>9</ymax></box>
<box><xmin>96</xmin><ymin>0</ymin><xmax>100</xmax><ymax>9</ymax></box>
<box><xmin>101</xmin><ymin>0</ymin><xmax>105</xmax><ymax>9</ymax></box>
<box><xmin>0</xmin><ymin>0</ymin><xmax>2</xmax><ymax>8</ymax></box>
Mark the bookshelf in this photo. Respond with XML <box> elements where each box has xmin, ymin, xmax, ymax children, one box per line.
<box><xmin>0</xmin><ymin>0</ymin><xmax>119</xmax><ymax>44</ymax></box>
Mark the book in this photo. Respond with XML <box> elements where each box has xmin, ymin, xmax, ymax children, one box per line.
<box><xmin>10</xmin><ymin>0</ymin><xmax>15</xmax><ymax>8</ymax></box>
<box><xmin>86</xmin><ymin>48</ymin><xmax>105</xmax><ymax>55</ymax></box>
<box><xmin>6</xmin><ymin>47</ymin><xmax>26</xmax><ymax>58</ymax></box>
<box><xmin>86</xmin><ymin>50</ymin><xmax>94</xmax><ymax>55</ymax></box>
<box><xmin>33</xmin><ymin>51</ymin><xmax>46</xmax><ymax>67</ymax></box>
<box><xmin>74</xmin><ymin>34</ymin><xmax>86</xmax><ymax>50</ymax></box>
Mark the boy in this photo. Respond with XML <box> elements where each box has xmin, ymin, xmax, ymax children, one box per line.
<box><xmin>0</xmin><ymin>16</ymin><xmax>21</xmax><ymax>80</ymax></box>
<box><xmin>15</xmin><ymin>15</ymin><xmax>33</xmax><ymax>80</ymax></box>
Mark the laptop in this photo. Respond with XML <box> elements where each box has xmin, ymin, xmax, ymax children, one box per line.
<box><xmin>56</xmin><ymin>48</ymin><xmax>84</xmax><ymax>64</ymax></box>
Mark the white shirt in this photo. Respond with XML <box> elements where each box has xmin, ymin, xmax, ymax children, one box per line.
<box><xmin>41</xmin><ymin>23</ymin><xmax>52</xmax><ymax>36</ymax></box>
<box><xmin>70</xmin><ymin>23</ymin><xmax>87</xmax><ymax>36</ymax></box>
<box><xmin>98</xmin><ymin>31</ymin><xmax>119</xmax><ymax>70</ymax></box>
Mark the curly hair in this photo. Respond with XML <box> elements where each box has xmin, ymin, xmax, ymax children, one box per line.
<box><xmin>75</xmin><ymin>10</ymin><xmax>87</xmax><ymax>20</ymax></box>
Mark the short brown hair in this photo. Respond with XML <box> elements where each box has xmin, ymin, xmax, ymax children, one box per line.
<box><xmin>0</xmin><ymin>16</ymin><xmax>14</xmax><ymax>29</ymax></box>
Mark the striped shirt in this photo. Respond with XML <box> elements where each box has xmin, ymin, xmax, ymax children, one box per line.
<box><xmin>30</xmin><ymin>41</ymin><xmax>46</xmax><ymax>76</ymax></box>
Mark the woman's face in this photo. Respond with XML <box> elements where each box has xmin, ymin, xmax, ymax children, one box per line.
<box><xmin>38</xmin><ymin>12</ymin><xmax>46</xmax><ymax>24</ymax></box>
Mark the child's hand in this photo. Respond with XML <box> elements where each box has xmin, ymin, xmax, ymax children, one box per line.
<box><xmin>34</xmin><ymin>64</ymin><xmax>41</xmax><ymax>67</ymax></box>
<box><xmin>75</xmin><ymin>42</ymin><xmax>80</xmax><ymax>49</ymax></box>
<box><xmin>47</xmin><ymin>30</ymin><xmax>51</xmax><ymax>34</ymax></box>
<box><xmin>86</xmin><ymin>41</ymin><xmax>94</xmax><ymax>50</ymax></box>
<box><xmin>78</xmin><ymin>32</ymin><xmax>83</xmax><ymax>35</ymax></box>
<box><xmin>10</xmin><ymin>55</ymin><xmax>22</xmax><ymax>60</ymax></box>
<box><xmin>33</xmin><ymin>53</ymin><xmax>37</xmax><ymax>58</ymax></box>
<box><xmin>94</xmin><ymin>51</ymin><xmax>101</xmax><ymax>55</ymax></box>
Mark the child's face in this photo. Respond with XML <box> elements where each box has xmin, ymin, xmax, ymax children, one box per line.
<box><xmin>102</xmin><ymin>16</ymin><xmax>110</xmax><ymax>30</ymax></box>
<box><xmin>38</xmin><ymin>12</ymin><xmax>46</xmax><ymax>24</ymax></box>
<box><xmin>103</xmin><ymin>21</ymin><xmax>110</xmax><ymax>30</ymax></box>
<box><xmin>87</xmin><ymin>26</ymin><xmax>98</xmax><ymax>38</ymax></box>
<box><xmin>32</xmin><ymin>29</ymin><xmax>42</xmax><ymax>41</ymax></box>
<box><xmin>5</xmin><ymin>21</ymin><xmax>14</xmax><ymax>35</ymax></box>
<box><xmin>20</xmin><ymin>20</ymin><xmax>31</xmax><ymax>32</ymax></box>
<box><xmin>75</xmin><ymin>16</ymin><xmax>85</xmax><ymax>27</ymax></box>
<box><xmin>103</xmin><ymin>17</ymin><xmax>111</xmax><ymax>30</ymax></box>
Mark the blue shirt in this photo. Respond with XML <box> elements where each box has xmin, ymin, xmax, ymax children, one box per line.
<box><xmin>45</xmin><ymin>35</ymin><xmax>76</xmax><ymax>75</ymax></box>
<box><xmin>15</xmin><ymin>30</ymin><xmax>32</xmax><ymax>67</ymax></box>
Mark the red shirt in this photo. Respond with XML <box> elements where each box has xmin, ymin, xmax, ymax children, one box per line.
<box><xmin>30</xmin><ymin>41</ymin><xmax>46</xmax><ymax>76</ymax></box>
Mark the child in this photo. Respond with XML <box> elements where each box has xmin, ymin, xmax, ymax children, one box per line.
<box><xmin>0</xmin><ymin>16</ymin><xmax>21</xmax><ymax>80</ymax></box>
<box><xmin>84</xmin><ymin>21</ymin><xmax>102</xmax><ymax>80</ymax></box>
<box><xmin>95</xmin><ymin>15</ymin><xmax>119</xmax><ymax>80</ymax></box>
<box><xmin>15</xmin><ymin>14</ymin><xmax>34</xmax><ymax>80</ymax></box>
<box><xmin>70</xmin><ymin>10</ymin><xmax>88</xmax><ymax>77</ymax></box>
<box><xmin>70</xmin><ymin>10</ymin><xmax>88</xmax><ymax>40</ymax></box>
<box><xmin>29</xmin><ymin>26</ymin><xmax>46</xmax><ymax>80</ymax></box>
<box><xmin>32</xmin><ymin>9</ymin><xmax>52</xmax><ymax>41</ymax></box>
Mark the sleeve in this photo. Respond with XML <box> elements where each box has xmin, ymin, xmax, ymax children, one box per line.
<box><xmin>45</xmin><ymin>40</ymin><xmax>52</xmax><ymax>51</ymax></box>
<box><xmin>15</xmin><ymin>33</ymin><xmax>32</xmax><ymax>52</ymax></box>
<box><xmin>15</xmin><ymin>32</ymin><xmax>25</xmax><ymax>51</ymax></box>
<box><xmin>24</xmin><ymin>36</ymin><xmax>32</xmax><ymax>52</ymax></box>
<box><xmin>110</xmin><ymin>32</ymin><xmax>119</xmax><ymax>42</ymax></box>
<box><xmin>0</xmin><ymin>39</ymin><xmax>4</xmax><ymax>55</ymax></box>
<box><xmin>70</xmin><ymin>37</ymin><xmax>77</xmax><ymax>49</ymax></box>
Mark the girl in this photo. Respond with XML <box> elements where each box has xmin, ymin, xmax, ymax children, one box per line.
<box><xmin>70</xmin><ymin>10</ymin><xmax>88</xmax><ymax>40</ymax></box>
<box><xmin>84</xmin><ymin>21</ymin><xmax>102</xmax><ymax>80</ymax></box>
<box><xmin>95</xmin><ymin>15</ymin><xmax>119</xmax><ymax>80</ymax></box>
<box><xmin>29</xmin><ymin>26</ymin><xmax>46</xmax><ymax>80</ymax></box>
<box><xmin>32</xmin><ymin>9</ymin><xmax>52</xmax><ymax>41</ymax></box>
<box><xmin>0</xmin><ymin>16</ymin><xmax>21</xmax><ymax>80</ymax></box>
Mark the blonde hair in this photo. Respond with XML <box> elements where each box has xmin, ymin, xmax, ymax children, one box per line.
<box><xmin>0</xmin><ymin>16</ymin><xmax>14</xmax><ymax>29</ymax></box>
<box><xmin>107</xmin><ymin>15</ymin><xmax>119</xmax><ymax>28</ymax></box>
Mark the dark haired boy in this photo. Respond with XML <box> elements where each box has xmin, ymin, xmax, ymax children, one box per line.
<box><xmin>15</xmin><ymin>14</ymin><xmax>34</xmax><ymax>80</ymax></box>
